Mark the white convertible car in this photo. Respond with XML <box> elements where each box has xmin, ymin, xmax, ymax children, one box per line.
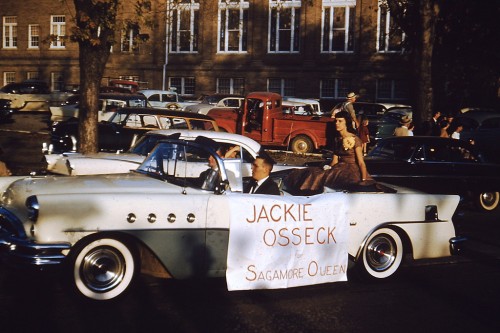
<box><xmin>1</xmin><ymin>136</ymin><xmax>465</xmax><ymax>301</ymax></box>
<box><xmin>45</xmin><ymin>130</ymin><xmax>297</xmax><ymax>176</ymax></box>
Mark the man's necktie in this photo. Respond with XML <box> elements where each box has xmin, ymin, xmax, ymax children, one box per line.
<box><xmin>249</xmin><ymin>179</ymin><xmax>257</xmax><ymax>193</ymax></box>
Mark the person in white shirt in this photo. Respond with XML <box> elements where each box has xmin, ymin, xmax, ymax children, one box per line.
<box><xmin>393</xmin><ymin>115</ymin><xmax>412</xmax><ymax>136</ymax></box>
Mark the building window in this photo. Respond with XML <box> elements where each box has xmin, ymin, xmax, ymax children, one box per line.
<box><xmin>269</xmin><ymin>0</ymin><xmax>301</xmax><ymax>53</ymax></box>
<box><xmin>27</xmin><ymin>72</ymin><xmax>40</xmax><ymax>80</ymax></box>
<box><xmin>169</xmin><ymin>77</ymin><xmax>196</xmax><ymax>96</ymax></box>
<box><xmin>119</xmin><ymin>75</ymin><xmax>140</xmax><ymax>82</ymax></box>
<box><xmin>321</xmin><ymin>1</ymin><xmax>355</xmax><ymax>53</ymax></box>
<box><xmin>51</xmin><ymin>72</ymin><xmax>64</xmax><ymax>91</ymax></box>
<box><xmin>267</xmin><ymin>78</ymin><xmax>296</xmax><ymax>97</ymax></box>
<box><xmin>3</xmin><ymin>72</ymin><xmax>16</xmax><ymax>86</ymax></box>
<box><xmin>28</xmin><ymin>24</ymin><xmax>40</xmax><ymax>49</ymax></box>
<box><xmin>121</xmin><ymin>24</ymin><xmax>139</xmax><ymax>52</ymax></box>
<box><xmin>170</xmin><ymin>0</ymin><xmax>199</xmax><ymax>53</ymax></box>
<box><xmin>377</xmin><ymin>2</ymin><xmax>404</xmax><ymax>52</ymax></box>
<box><xmin>320</xmin><ymin>78</ymin><xmax>351</xmax><ymax>99</ymax></box>
<box><xmin>217</xmin><ymin>78</ymin><xmax>245</xmax><ymax>95</ymax></box>
<box><xmin>3</xmin><ymin>16</ymin><xmax>17</xmax><ymax>48</ymax></box>
<box><xmin>50</xmin><ymin>15</ymin><xmax>66</xmax><ymax>49</ymax></box>
<box><xmin>218</xmin><ymin>0</ymin><xmax>248</xmax><ymax>53</ymax></box>
<box><xmin>376</xmin><ymin>79</ymin><xmax>409</xmax><ymax>101</ymax></box>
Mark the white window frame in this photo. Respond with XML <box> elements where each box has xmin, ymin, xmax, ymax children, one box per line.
<box><xmin>50</xmin><ymin>15</ymin><xmax>66</xmax><ymax>49</ymax></box>
<box><xmin>320</xmin><ymin>78</ymin><xmax>351</xmax><ymax>99</ymax></box>
<box><xmin>3</xmin><ymin>72</ymin><xmax>16</xmax><ymax>86</ymax></box>
<box><xmin>216</xmin><ymin>78</ymin><xmax>245</xmax><ymax>95</ymax></box>
<box><xmin>376</xmin><ymin>79</ymin><xmax>409</xmax><ymax>101</ymax></box>
<box><xmin>3</xmin><ymin>16</ymin><xmax>17</xmax><ymax>49</ymax></box>
<box><xmin>268</xmin><ymin>0</ymin><xmax>301</xmax><ymax>53</ymax></box>
<box><xmin>168</xmin><ymin>77</ymin><xmax>196</xmax><ymax>96</ymax></box>
<box><xmin>28</xmin><ymin>24</ymin><xmax>40</xmax><ymax>49</ymax></box>
<box><xmin>267</xmin><ymin>78</ymin><xmax>296</xmax><ymax>97</ymax></box>
<box><xmin>119</xmin><ymin>75</ymin><xmax>140</xmax><ymax>82</ymax></box>
<box><xmin>26</xmin><ymin>72</ymin><xmax>40</xmax><ymax>80</ymax></box>
<box><xmin>169</xmin><ymin>0</ymin><xmax>199</xmax><ymax>53</ymax></box>
<box><xmin>376</xmin><ymin>1</ymin><xmax>405</xmax><ymax>53</ymax></box>
<box><xmin>217</xmin><ymin>0</ymin><xmax>249</xmax><ymax>53</ymax></box>
<box><xmin>321</xmin><ymin>0</ymin><xmax>356</xmax><ymax>53</ymax></box>
<box><xmin>51</xmin><ymin>72</ymin><xmax>64</xmax><ymax>91</ymax></box>
<box><xmin>121</xmin><ymin>27</ymin><xmax>138</xmax><ymax>52</ymax></box>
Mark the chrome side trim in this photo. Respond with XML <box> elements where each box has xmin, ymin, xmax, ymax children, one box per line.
<box><xmin>449</xmin><ymin>236</ymin><xmax>467</xmax><ymax>255</ymax></box>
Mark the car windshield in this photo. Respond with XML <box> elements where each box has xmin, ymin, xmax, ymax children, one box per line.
<box><xmin>137</xmin><ymin>140</ymin><xmax>242</xmax><ymax>192</ymax></box>
<box><xmin>369</xmin><ymin>141</ymin><xmax>418</xmax><ymax>161</ymax></box>
<box><xmin>129</xmin><ymin>135</ymin><xmax>165</xmax><ymax>156</ymax></box>
<box><xmin>479</xmin><ymin>117</ymin><xmax>500</xmax><ymax>129</ymax></box>
<box><xmin>137</xmin><ymin>141</ymin><xmax>221</xmax><ymax>190</ymax></box>
<box><xmin>202</xmin><ymin>95</ymin><xmax>225</xmax><ymax>105</ymax></box>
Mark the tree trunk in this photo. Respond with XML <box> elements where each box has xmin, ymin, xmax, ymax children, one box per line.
<box><xmin>413</xmin><ymin>0</ymin><xmax>439</xmax><ymax>126</ymax></box>
<box><xmin>73</xmin><ymin>0</ymin><xmax>117</xmax><ymax>154</ymax></box>
<box><xmin>78</xmin><ymin>43</ymin><xmax>109</xmax><ymax>154</ymax></box>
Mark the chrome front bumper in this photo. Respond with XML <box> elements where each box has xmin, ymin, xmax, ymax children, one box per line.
<box><xmin>0</xmin><ymin>234</ymin><xmax>71</xmax><ymax>267</ymax></box>
<box><xmin>0</xmin><ymin>207</ymin><xmax>71</xmax><ymax>267</ymax></box>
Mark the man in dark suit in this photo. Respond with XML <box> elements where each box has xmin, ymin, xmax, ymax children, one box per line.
<box><xmin>245</xmin><ymin>154</ymin><xmax>280</xmax><ymax>195</ymax></box>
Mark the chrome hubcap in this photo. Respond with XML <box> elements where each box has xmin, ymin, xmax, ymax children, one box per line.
<box><xmin>81</xmin><ymin>247</ymin><xmax>125</xmax><ymax>293</ymax></box>
<box><xmin>366</xmin><ymin>235</ymin><xmax>396</xmax><ymax>272</ymax></box>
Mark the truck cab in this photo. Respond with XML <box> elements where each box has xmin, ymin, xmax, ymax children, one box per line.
<box><xmin>209</xmin><ymin>92</ymin><xmax>335</xmax><ymax>154</ymax></box>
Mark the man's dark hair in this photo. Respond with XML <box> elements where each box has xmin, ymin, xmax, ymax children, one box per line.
<box><xmin>256</xmin><ymin>151</ymin><xmax>275</xmax><ymax>171</ymax></box>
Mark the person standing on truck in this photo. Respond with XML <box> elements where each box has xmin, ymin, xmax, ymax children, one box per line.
<box><xmin>344</xmin><ymin>92</ymin><xmax>359</xmax><ymax>129</ymax></box>
<box><xmin>331</xmin><ymin>92</ymin><xmax>359</xmax><ymax>129</ymax></box>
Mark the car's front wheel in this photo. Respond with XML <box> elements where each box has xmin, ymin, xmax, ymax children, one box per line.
<box><xmin>477</xmin><ymin>191</ymin><xmax>500</xmax><ymax>212</ymax></box>
<box><xmin>68</xmin><ymin>236</ymin><xmax>139</xmax><ymax>301</ymax></box>
<box><xmin>358</xmin><ymin>228</ymin><xmax>403</xmax><ymax>279</ymax></box>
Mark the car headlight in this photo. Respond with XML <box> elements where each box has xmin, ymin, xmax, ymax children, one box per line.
<box><xmin>26</xmin><ymin>195</ymin><xmax>39</xmax><ymax>222</ymax></box>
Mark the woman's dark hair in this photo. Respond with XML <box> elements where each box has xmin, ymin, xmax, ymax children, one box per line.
<box><xmin>334</xmin><ymin>110</ymin><xmax>357</xmax><ymax>134</ymax></box>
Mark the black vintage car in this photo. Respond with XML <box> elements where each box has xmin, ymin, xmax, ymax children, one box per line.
<box><xmin>454</xmin><ymin>110</ymin><xmax>500</xmax><ymax>164</ymax></box>
<box><xmin>49</xmin><ymin>107</ymin><xmax>219</xmax><ymax>153</ymax></box>
<box><xmin>364</xmin><ymin>136</ymin><xmax>500</xmax><ymax>212</ymax></box>
<box><xmin>0</xmin><ymin>98</ymin><xmax>15</xmax><ymax>122</ymax></box>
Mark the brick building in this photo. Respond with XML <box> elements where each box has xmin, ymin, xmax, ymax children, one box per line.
<box><xmin>1</xmin><ymin>0</ymin><xmax>411</xmax><ymax>107</ymax></box>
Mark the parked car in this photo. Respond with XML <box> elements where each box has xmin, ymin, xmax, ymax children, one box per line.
<box><xmin>108</xmin><ymin>79</ymin><xmax>140</xmax><ymax>93</ymax></box>
<box><xmin>458</xmin><ymin>107</ymin><xmax>498</xmax><ymax>114</ymax></box>
<box><xmin>364</xmin><ymin>136</ymin><xmax>500</xmax><ymax>212</ymax></box>
<box><xmin>184</xmin><ymin>94</ymin><xmax>244</xmax><ymax>114</ymax></box>
<box><xmin>0</xmin><ymin>81</ymin><xmax>52</xmax><ymax>111</ymax></box>
<box><xmin>138</xmin><ymin>89</ymin><xmax>199</xmax><ymax>110</ymax></box>
<box><xmin>0</xmin><ymin>135</ymin><xmax>464</xmax><ymax>300</ymax></box>
<box><xmin>48</xmin><ymin>107</ymin><xmax>219</xmax><ymax>153</ymax></box>
<box><xmin>0</xmin><ymin>98</ymin><xmax>15</xmax><ymax>122</ymax></box>
<box><xmin>45</xmin><ymin>129</ymin><xmax>298</xmax><ymax>176</ymax></box>
<box><xmin>282</xmin><ymin>100</ymin><xmax>318</xmax><ymax>116</ymax></box>
<box><xmin>453</xmin><ymin>111</ymin><xmax>500</xmax><ymax>163</ymax></box>
<box><xmin>49</xmin><ymin>92</ymin><xmax>148</xmax><ymax>122</ymax></box>
<box><xmin>283</xmin><ymin>97</ymin><xmax>323</xmax><ymax>115</ymax></box>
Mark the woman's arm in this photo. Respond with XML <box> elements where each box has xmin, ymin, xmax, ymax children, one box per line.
<box><xmin>329</xmin><ymin>154</ymin><xmax>339</xmax><ymax>167</ymax></box>
<box><xmin>354</xmin><ymin>146</ymin><xmax>368</xmax><ymax>181</ymax></box>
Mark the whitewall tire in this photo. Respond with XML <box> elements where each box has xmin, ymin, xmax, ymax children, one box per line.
<box><xmin>360</xmin><ymin>228</ymin><xmax>403</xmax><ymax>279</ymax></box>
<box><xmin>70</xmin><ymin>237</ymin><xmax>138</xmax><ymax>301</ymax></box>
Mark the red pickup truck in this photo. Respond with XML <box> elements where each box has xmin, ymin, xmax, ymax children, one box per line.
<box><xmin>207</xmin><ymin>91</ymin><xmax>335</xmax><ymax>154</ymax></box>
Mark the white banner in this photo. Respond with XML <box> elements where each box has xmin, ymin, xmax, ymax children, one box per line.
<box><xmin>226</xmin><ymin>192</ymin><xmax>349</xmax><ymax>291</ymax></box>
